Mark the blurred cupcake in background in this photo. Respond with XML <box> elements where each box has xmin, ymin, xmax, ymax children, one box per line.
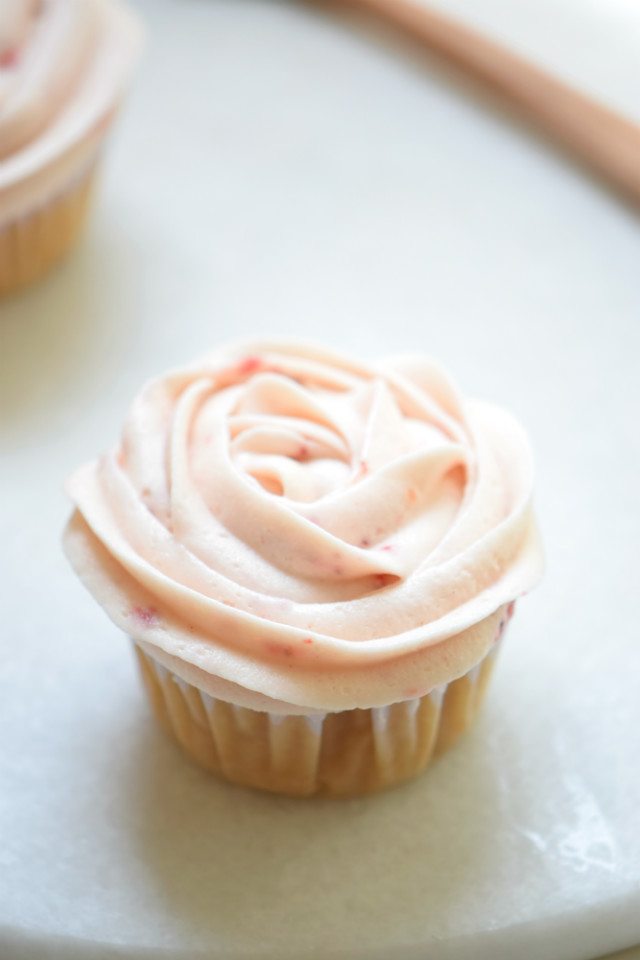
<box><xmin>0</xmin><ymin>0</ymin><xmax>143</xmax><ymax>297</ymax></box>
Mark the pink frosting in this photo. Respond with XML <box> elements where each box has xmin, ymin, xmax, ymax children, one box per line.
<box><xmin>0</xmin><ymin>0</ymin><xmax>142</xmax><ymax>224</ymax></box>
<box><xmin>64</xmin><ymin>342</ymin><xmax>543</xmax><ymax>714</ymax></box>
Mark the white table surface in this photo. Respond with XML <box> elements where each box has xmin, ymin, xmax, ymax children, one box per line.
<box><xmin>1</xmin><ymin>1</ymin><xmax>639</xmax><ymax>958</ymax></box>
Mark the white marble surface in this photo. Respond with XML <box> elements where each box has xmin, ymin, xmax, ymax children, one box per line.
<box><xmin>1</xmin><ymin>1</ymin><xmax>640</xmax><ymax>958</ymax></box>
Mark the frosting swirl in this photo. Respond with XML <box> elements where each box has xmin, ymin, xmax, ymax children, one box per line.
<box><xmin>65</xmin><ymin>342</ymin><xmax>543</xmax><ymax>713</ymax></box>
<box><xmin>0</xmin><ymin>0</ymin><xmax>141</xmax><ymax>221</ymax></box>
<box><xmin>0</xmin><ymin>0</ymin><xmax>96</xmax><ymax>159</ymax></box>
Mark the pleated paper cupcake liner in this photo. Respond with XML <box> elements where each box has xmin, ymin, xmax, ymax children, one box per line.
<box><xmin>0</xmin><ymin>162</ymin><xmax>97</xmax><ymax>298</ymax></box>
<box><xmin>133</xmin><ymin>632</ymin><xmax>504</xmax><ymax>798</ymax></box>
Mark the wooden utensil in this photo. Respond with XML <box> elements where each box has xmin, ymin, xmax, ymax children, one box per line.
<box><xmin>331</xmin><ymin>0</ymin><xmax>640</xmax><ymax>204</ymax></box>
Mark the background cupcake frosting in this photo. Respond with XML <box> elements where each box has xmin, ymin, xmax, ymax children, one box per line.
<box><xmin>1</xmin><ymin>0</ymin><xmax>97</xmax><ymax>159</ymax></box>
<box><xmin>65</xmin><ymin>341</ymin><xmax>543</xmax><ymax>713</ymax></box>
<box><xmin>0</xmin><ymin>0</ymin><xmax>141</xmax><ymax>224</ymax></box>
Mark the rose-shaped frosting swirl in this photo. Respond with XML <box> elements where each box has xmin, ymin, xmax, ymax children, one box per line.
<box><xmin>65</xmin><ymin>342</ymin><xmax>543</xmax><ymax>714</ymax></box>
<box><xmin>0</xmin><ymin>0</ymin><xmax>141</xmax><ymax>221</ymax></box>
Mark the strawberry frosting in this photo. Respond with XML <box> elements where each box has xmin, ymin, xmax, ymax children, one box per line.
<box><xmin>0</xmin><ymin>0</ymin><xmax>142</xmax><ymax>224</ymax></box>
<box><xmin>64</xmin><ymin>342</ymin><xmax>543</xmax><ymax>714</ymax></box>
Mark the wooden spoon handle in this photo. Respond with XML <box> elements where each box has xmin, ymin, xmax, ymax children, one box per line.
<box><xmin>339</xmin><ymin>0</ymin><xmax>640</xmax><ymax>204</ymax></box>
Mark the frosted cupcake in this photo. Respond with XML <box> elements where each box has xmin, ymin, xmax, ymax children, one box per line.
<box><xmin>0</xmin><ymin>0</ymin><xmax>142</xmax><ymax>297</ymax></box>
<box><xmin>64</xmin><ymin>342</ymin><xmax>543</xmax><ymax>796</ymax></box>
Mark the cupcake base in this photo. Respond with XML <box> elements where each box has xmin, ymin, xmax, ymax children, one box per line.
<box><xmin>133</xmin><ymin>636</ymin><xmax>502</xmax><ymax>797</ymax></box>
<box><xmin>0</xmin><ymin>165</ymin><xmax>97</xmax><ymax>298</ymax></box>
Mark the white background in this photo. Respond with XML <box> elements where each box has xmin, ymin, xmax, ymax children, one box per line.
<box><xmin>1</xmin><ymin>1</ymin><xmax>639</xmax><ymax>958</ymax></box>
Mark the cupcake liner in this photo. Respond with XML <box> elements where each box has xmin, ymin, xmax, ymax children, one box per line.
<box><xmin>133</xmin><ymin>632</ymin><xmax>504</xmax><ymax>798</ymax></box>
<box><xmin>0</xmin><ymin>161</ymin><xmax>97</xmax><ymax>298</ymax></box>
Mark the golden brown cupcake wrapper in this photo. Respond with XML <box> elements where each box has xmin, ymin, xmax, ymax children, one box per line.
<box><xmin>0</xmin><ymin>162</ymin><xmax>98</xmax><ymax>297</ymax></box>
<box><xmin>133</xmin><ymin>637</ymin><xmax>502</xmax><ymax>798</ymax></box>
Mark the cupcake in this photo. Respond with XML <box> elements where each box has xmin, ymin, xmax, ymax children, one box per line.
<box><xmin>64</xmin><ymin>341</ymin><xmax>543</xmax><ymax>796</ymax></box>
<box><xmin>0</xmin><ymin>0</ymin><xmax>142</xmax><ymax>297</ymax></box>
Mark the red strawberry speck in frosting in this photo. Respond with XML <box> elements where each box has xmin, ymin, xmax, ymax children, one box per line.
<box><xmin>237</xmin><ymin>355</ymin><xmax>262</xmax><ymax>376</ymax></box>
<box><xmin>373</xmin><ymin>573</ymin><xmax>395</xmax><ymax>589</ymax></box>
<box><xmin>0</xmin><ymin>47</ymin><xmax>20</xmax><ymax>69</ymax></box>
<box><xmin>265</xmin><ymin>640</ymin><xmax>294</xmax><ymax>658</ymax></box>
<box><xmin>131</xmin><ymin>605</ymin><xmax>159</xmax><ymax>627</ymax></box>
